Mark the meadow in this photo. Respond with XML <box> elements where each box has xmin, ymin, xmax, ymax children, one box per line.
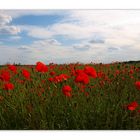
<box><xmin>0</xmin><ymin>61</ymin><xmax>140</xmax><ymax>130</ymax></box>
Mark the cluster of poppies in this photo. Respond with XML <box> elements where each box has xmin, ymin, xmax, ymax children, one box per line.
<box><xmin>0</xmin><ymin>61</ymin><xmax>140</xmax><ymax>111</ymax></box>
<box><xmin>48</xmin><ymin>74</ymin><xmax>69</xmax><ymax>83</ymax></box>
<box><xmin>0</xmin><ymin>70</ymin><xmax>14</xmax><ymax>90</ymax></box>
<box><xmin>74</xmin><ymin>66</ymin><xmax>97</xmax><ymax>85</ymax></box>
<box><xmin>0</xmin><ymin>61</ymin><xmax>48</xmax><ymax>91</ymax></box>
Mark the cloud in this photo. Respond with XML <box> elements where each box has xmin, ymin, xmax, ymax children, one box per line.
<box><xmin>0</xmin><ymin>45</ymin><xmax>23</xmax><ymax>64</ymax></box>
<box><xmin>0</xmin><ymin>13</ymin><xmax>20</xmax><ymax>35</ymax></box>
<box><xmin>19</xmin><ymin>23</ymin><xmax>95</xmax><ymax>40</ymax></box>
<box><xmin>0</xmin><ymin>13</ymin><xmax>12</xmax><ymax>25</ymax></box>
<box><xmin>0</xmin><ymin>26</ymin><xmax>20</xmax><ymax>35</ymax></box>
<box><xmin>0</xmin><ymin>39</ymin><xmax>102</xmax><ymax>64</ymax></box>
<box><xmin>31</xmin><ymin>39</ymin><xmax>61</xmax><ymax>46</ymax></box>
<box><xmin>50</xmin><ymin>23</ymin><xmax>95</xmax><ymax>39</ymax></box>
<box><xmin>18</xmin><ymin>25</ymin><xmax>52</xmax><ymax>39</ymax></box>
<box><xmin>89</xmin><ymin>38</ymin><xmax>105</xmax><ymax>44</ymax></box>
<box><xmin>18</xmin><ymin>10</ymin><xmax>140</xmax><ymax>47</ymax></box>
<box><xmin>108</xmin><ymin>47</ymin><xmax>120</xmax><ymax>51</ymax></box>
<box><xmin>1</xmin><ymin>10</ymin><xmax>140</xmax><ymax>64</ymax></box>
<box><xmin>16</xmin><ymin>39</ymin><xmax>75</xmax><ymax>64</ymax></box>
<box><xmin>73</xmin><ymin>44</ymin><xmax>90</xmax><ymax>51</ymax></box>
<box><xmin>0</xmin><ymin>37</ymin><xmax>140</xmax><ymax>64</ymax></box>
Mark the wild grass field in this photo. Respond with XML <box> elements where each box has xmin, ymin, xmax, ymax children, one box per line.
<box><xmin>0</xmin><ymin>61</ymin><xmax>140</xmax><ymax>130</ymax></box>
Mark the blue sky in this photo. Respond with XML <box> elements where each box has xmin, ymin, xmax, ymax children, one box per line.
<box><xmin>11</xmin><ymin>15</ymin><xmax>64</xmax><ymax>26</ymax></box>
<box><xmin>0</xmin><ymin>10</ymin><xmax>140</xmax><ymax>64</ymax></box>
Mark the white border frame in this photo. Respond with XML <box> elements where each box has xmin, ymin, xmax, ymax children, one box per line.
<box><xmin>0</xmin><ymin>0</ymin><xmax>140</xmax><ymax>9</ymax></box>
<box><xmin>1</xmin><ymin>0</ymin><xmax>140</xmax><ymax>140</ymax></box>
<box><xmin>0</xmin><ymin>131</ymin><xmax>140</xmax><ymax>140</ymax></box>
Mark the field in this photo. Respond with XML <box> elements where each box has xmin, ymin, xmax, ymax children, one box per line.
<box><xmin>0</xmin><ymin>61</ymin><xmax>140</xmax><ymax>130</ymax></box>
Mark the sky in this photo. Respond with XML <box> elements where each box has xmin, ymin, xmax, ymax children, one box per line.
<box><xmin>0</xmin><ymin>10</ymin><xmax>140</xmax><ymax>64</ymax></box>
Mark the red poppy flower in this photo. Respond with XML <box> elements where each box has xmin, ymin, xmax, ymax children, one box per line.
<box><xmin>36</xmin><ymin>61</ymin><xmax>48</xmax><ymax>73</ymax></box>
<box><xmin>75</xmin><ymin>69</ymin><xmax>84</xmax><ymax>75</ymax></box>
<box><xmin>84</xmin><ymin>66</ymin><xmax>97</xmax><ymax>78</ymax></box>
<box><xmin>127</xmin><ymin>101</ymin><xmax>138</xmax><ymax>111</ymax></box>
<box><xmin>49</xmin><ymin>71</ymin><xmax>56</xmax><ymax>76</ymax></box>
<box><xmin>51</xmin><ymin>74</ymin><xmax>70</xmax><ymax>83</ymax></box>
<box><xmin>4</xmin><ymin>83</ymin><xmax>14</xmax><ymax>90</ymax></box>
<box><xmin>135</xmin><ymin>68</ymin><xmax>139</xmax><ymax>72</ymax></box>
<box><xmin>75</xmin><ymin>72</ymin><xmax>89</xmax><ymax>85</ymax></box>
<box><xmin>48</xmin><ymin>77</ymin><xmax>54</xmax><ymax>82</ymax></box>
<box><xmin>8</xmin><ymin>64</ymin><xmax>17</xmax><ymax>73</ymax></box>
<box><xmin>62</xmin><ymin>85</ymin><xmax>72</xmax><ymax>97</ymax></box>
<box><xmin>129</xmin><ymin>69</ymin><xmax>134</xmax><ymax>74</ymax></box>
<box><xmin>22</xmin><ymin>69</ymin><xmax>30</xmax><ymax>79</ymax></box>
<box><xmin>59</xmin><ymin>74</ymin><xmax>69</xmax><ymax>81</ymax></box>
<box><xmin>115</xmin><ymin>70</ymin><xmax>120</xmax><ymax>75</ymax></box>
<box><xmin>135</xmin><ymin>81</ymin><xmax>140</xmax><ymax>90</ymax></box>
<box><xmin>0</xmin><ymin>70</ymin><xmax>10</xmax><ymax>82</ymax></box>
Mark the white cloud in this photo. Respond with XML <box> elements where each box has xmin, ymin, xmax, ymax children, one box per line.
<box><xmin>22</xmin><ymin>26</ymin><xmax>53</xmax><ymax>39</ymax></box>
<box><xmin>0</xmin><ymin>12</ymin><xmax>20</xmax><ymax>35</ymax></box>
<box><xmin>34</xmin><ymin>39</ymin><xmax>61</xmax><ymax>46</ymax></box>
<box><xmin>0</xmin><ymin>25</ymin><xmax>20</xmax><ymax>35</ymax></box>
<box><xmin>18</xmin><ymin>10</ymin><xmax>140</xmax><ymax>46</ymax></box>
<box><xmin>0</xmin><ymin>45</ymin><xmax>23</xmax><ymax>64</ymax></box>
<box><xmin>19</xmin><ymin>23</ymin><xmax>95</xmax><ymax>40</ymax></box>
<box><xmin>50</xmin><ymin>23</ymin><xmax>95</xmax><ymax>39</ymax></box>
<box><xmin>0</xmin><ymin>37</ymin><xmax>140</xmax><ymax>64</ymax></box>
<box><xmin>0</xmin><ymin>13</ymin><xmax>12</xmax><ymax>25</ymax></box>
<box><xmin>73</xmin><ymin>44</ymin><xmax>90</xmax><ymax>51</ymax></box>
